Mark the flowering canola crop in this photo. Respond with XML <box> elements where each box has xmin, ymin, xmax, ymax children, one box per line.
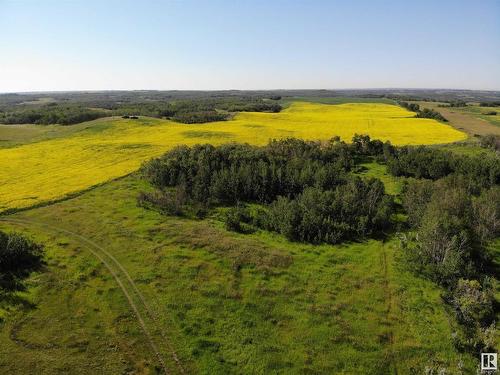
<box><xmin>0</xmin><ymin>102</ymin><xmax>466</xmax><ymax>212</ymax></box>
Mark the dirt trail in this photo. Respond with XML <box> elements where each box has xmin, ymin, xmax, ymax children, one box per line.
<box><xmin>381</xmin><ymin>243</ymin><xmax>398</xmax><ymax>375</ymax></box>
<box><xmin>0</xmin><ymin>217</ymin><xmax>185</xmax><ymax>375</ymax></box>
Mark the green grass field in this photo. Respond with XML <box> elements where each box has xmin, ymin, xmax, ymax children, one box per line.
<box><xmin>457</xmin><ymin>105</ymin><xmax>500</xmax><ymax>127</ymax></box>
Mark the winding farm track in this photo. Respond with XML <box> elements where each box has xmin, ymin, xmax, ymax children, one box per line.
<box><xmin>0</xmin><ymin>217</ymin><xmax>186</xmax><ymax>375</ymax></box>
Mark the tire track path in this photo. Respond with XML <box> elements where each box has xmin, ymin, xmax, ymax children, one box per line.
<box><xmin>0</xmin><ymin>217</ymin><xmax>185</xmax><ymax>375</ymax></box>
<box><xmin>381</xmin><ymin>242</ymin><xmax>398</xmax><ymax>375</ymax></box>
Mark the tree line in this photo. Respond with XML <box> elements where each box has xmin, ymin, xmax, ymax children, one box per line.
<box><xmin>0</xmin><ymin>97</ymin><xmax>282</xmax><ymax>125</ymax></box>
<box><xmin>480</xmin><ymin>101</ymin><xmax>500</xmax><ymax>107</ymax></box>
<box><xmin>398</xmin><ymin>101</ymin><xmax>448</xmax><ymax>122</ymax></box>
<box><xmin>0</xmin><ymin>104</ymin><xmax>107</xmax><ymax>125</ymax></box>
<box><xmin>385</xmin><ymin>146</ymin><xmax>500</xmax><ymax>192</ymax></box>
<box><xmin>400</xmin><ymin>177</ymin><xmax>498</xmax><ymax>353</ymax></box>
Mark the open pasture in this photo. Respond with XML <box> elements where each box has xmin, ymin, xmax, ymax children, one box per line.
<box><xmin>0</xmin><ymin>102</ymin><xmax>466</xmax><ymax>212</ymax></box>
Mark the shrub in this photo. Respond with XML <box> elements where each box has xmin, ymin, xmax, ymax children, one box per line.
<box><xmin>451</xmin><ymin>279</ymin><xmax>494</xmax><ymax>327</ymax></box>
<box><xmin>0</xmin><ymin>230</ymin><xmax>44</xmax><ymax>291</ymax></box>
<box><xmin>224</xmin><ymin>205</ymin><xmax>251</xmax><ymax>233</ymax></box>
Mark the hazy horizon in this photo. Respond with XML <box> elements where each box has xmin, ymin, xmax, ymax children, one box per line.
<box><xmin>2</xmin><ymin>87</ymin><xmax>500</xmax><ymax>95</ymax></box>
<box><xmin>1</xmin><ymin>0</ymin><xmax>499</xmax><ymax>92</ymax></box>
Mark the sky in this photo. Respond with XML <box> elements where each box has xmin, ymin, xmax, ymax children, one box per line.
<box><xmin>0</xmin><ymin>0</ymin><xmax>499</xmax><ymax>92</ymax></box>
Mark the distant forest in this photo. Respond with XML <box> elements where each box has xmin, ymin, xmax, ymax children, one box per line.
<box><xmin>1</xmin><ymin>89</ymin><xmax>499</xmax><ymax>125</ymax></box>
<box><xmin>0</xmin><ymin>97</ymin><xmax>281</xmax><ymax>125</ymax></box>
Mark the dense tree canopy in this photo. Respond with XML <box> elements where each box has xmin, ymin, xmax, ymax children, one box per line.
<box><xmin>140</xmin><ymin>136</ymin><xmax>393</xmax><ymax>244</ymax></box>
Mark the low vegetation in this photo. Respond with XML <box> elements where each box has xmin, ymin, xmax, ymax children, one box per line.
<box><xmin>479</xmin><ymin>134</ymin><xmax>500</xmax><ymax>151</ymax></box>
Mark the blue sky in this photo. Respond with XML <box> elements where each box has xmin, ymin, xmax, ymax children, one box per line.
<box><xmin>1</xmin><ymin>0</ymin><xmax>499</xmax><ymax>92</ymax></box>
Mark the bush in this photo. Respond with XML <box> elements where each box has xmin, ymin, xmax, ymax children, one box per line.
<box><xmin>224</xmin><ymin>205</ymin><xmax>251</xmax><ymax>233</ymax></box>
<box><xmin>479</xmin><ymin>134</ymin><xmax>500</xmax><ymax>151</ymax></box>
<box><xmin>0</xmin><ymin>230</ymin><xmax>44</xmax><ymax>291</ymax></box>
<box><xmin>451</xmin><ymin>279</ymin><xmax>494</xmax><ymax>327</ymax></box>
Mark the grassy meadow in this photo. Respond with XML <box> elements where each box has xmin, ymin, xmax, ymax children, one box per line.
<box><xmin>0</xmin><ymin>102</ymin><xmax>466</xmax><ymax>212</ymax></box>
<box><xmin>0</xmin><ymin>172</ymin><xmax>478</xmax><ymax>374</ymax></box>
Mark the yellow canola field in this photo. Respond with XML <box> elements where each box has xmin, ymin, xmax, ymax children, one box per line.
<box><xmin>0</xmin><ymin>102</ymin><xmax>466</xmax><ymax>212</ymax></box>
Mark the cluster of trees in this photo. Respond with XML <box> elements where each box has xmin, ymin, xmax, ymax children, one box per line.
<box><xmin>415</xmin><ymin>108</ymin><xmax>448</xmax><ymax>121</ymax></box>
<box><xmin>262</xmin><ymin>180</ymin><xmax>392</xmax><ymax>244</ymax></box>
<box><xmin>385</xmin><ymin>146</ymin><xmax>500</xmax><ymax>192</ymax></box>
<box><xmin>479</xmin><ymin>101</ymin><xmax>500</xmax><ymax>107</ymax></box>
<box><xmin>400</xmin><ymin>178</ymin><xmax>498</xmax><ymax>352</ymax></box>
<box><xmin>438</xmin><ymin>101</ymin><xmax>467</xmax><ymax>108</ymax></box>
<box><xmin>398</xmin><ymin>101</ymin><xmax>421</xmax><ymax>112</ymax></box>
<box><xmin>140</xmin><ymin>137</ymin><xmax>393</xmax><ymax>244</ymax></box>
<box><xmin>101</xmin><ymin>97</ymin><xmax>281</xmax><ymax>124</ymax></box>
<box><xmin>141</xmin><ymin>139</ymin><xmax>357</xmax><ymax>204</ymax></box>
<box><xmin>0</xmin><ymin>230</ymin><xmax>44</xmax><ymax>292</ymax></box>
<box><xmin>112</xmin><ymin>100</ymin><xmax>227</xmax><ymax>123</ymax></box>
<box><xmin>478</xmin><ymin>134</ymin><xmax>500</xmax><ymax>151</ymax></box>
<box><xmin>0</xmin><ymin>104</ymin><xmax>107</xmax><ymax>125</ymax></box>
<box><xmin>398</xmin><ymin>101</ymin><xmax>448</xmax><ymax>122</ymax></box>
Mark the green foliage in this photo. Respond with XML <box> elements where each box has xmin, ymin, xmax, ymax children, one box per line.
<box><xmin>141</xmin><ymin>136</ymin><xmax>394</xmax><ymax>244</ymax></box>
<box><xmin>141</xmin><ymin>138</ymin><xmax>356</xmax><ymax>206</ymax></box>
<box><xmin>480</xmin><ymin>101</ymin><xmax>500</xmax><ymax>107</ymax></box>
<box><xmin>0</xmin><ymin>104</ymin><xmax>106</xmax><ymax>125</ymax></box>
<box><xmin>223</xmin><ymin>205</ymin><xmax>251</xmax><ymax>233</ymax></box>
<box><xmin>451</xmin><ymin>279</ymin><xmax>494</xmax><ymax>327</ymax></box>
<box><xmin>398</xmin><ymin>101</ymin><xmax>420</xmax><ymax>112</ymax></box>
<box><xmin>402</xmin><ymin>184</ymin><xmax>477</xmax><ymax>285</ymax></box>
<box><xmin>0</xmin><ymin>230</ymin><xmax>44</xmax><ymax>291</ymax></box>
<box><xmin>479</xmin><ymin>134</ymin><xmax>500</xmax><ymax>151</ymax></box>
<box><xmin>109</xmin><ymin>97</ymin><xmax>281</xmax><ymax>124</ymax></box>
<box><xmin>398</xmin><ymin>101</ymin><xmax>448</xmax><ymax>121</ymax></box>
<box><xmin>415</xmin><ymin>108</ymin><xmax>448</xmax><ymax>122</ymax></box>
<box><xmin>400</xmin><ymin>174</ymin><xmax>499</xmax><ymax>354</ymax></box>
<box><xmin>0</xmin><ymin>96</ymin><xmax>282</xmax><ymax>126</ymax></box>
<box><xmin>264</xmin><ymin>181</ymin><xmax>393</xmax><ymax>244</ymax></box>
<box><xmin>386</xmin><ymin>146</ymin><xmax>500</xmax><ymax>191</ymax></box>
